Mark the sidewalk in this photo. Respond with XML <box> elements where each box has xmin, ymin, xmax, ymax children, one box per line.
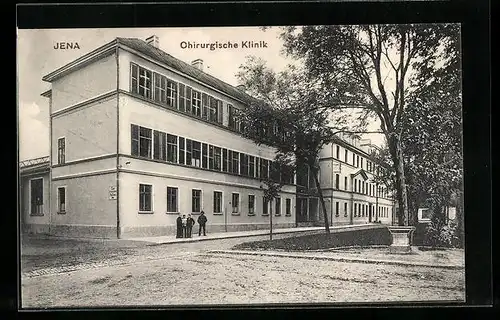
<box><xmin>125</xmin><ymin>223</ymin><xmax>381</xmax><ymax>245</ymax></box>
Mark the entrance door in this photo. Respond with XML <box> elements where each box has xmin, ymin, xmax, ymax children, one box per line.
<box><xmin>30</xmin><ymin>178</ymin><xmax>43</xmax><ymax>215</ymax></box>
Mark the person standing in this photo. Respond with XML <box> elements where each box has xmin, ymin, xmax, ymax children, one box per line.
<box><xmin>186</xmin><ymin>214</ymin><xmax>195</xmax><ymax>238</ymax></box>
<box><xmin>181</xmin><ymin>214</ymin><xmax>188</xmax><ymax>238</ymax></box>
<box><xmin>197</xmin><ymin>211</ymin><xmax>207</xmax><ymax>236</ymax></box>
<box><xmin>176</xmin><ymin>213</ymin><xmax>183</xmax><ymax>238</ymax></box>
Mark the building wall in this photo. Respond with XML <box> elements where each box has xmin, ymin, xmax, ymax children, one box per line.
<box><xmin>51</xmin><ymin>96</ymin><xmax>118</xmax><ymax>164</ymax></box>
<box><xmin>118</xmin><ymin>95</ymin><xmax>276</xmax><ymax>165</ymax></box>
<box><xmin>50</xmin><ymin>173</ymin><xmax>117</xmax><ymax>238</ymax></box>
<box><xmin>318</xmin><ymin>143</ymin><xmax>395</xmax><ymax>226</ymax></box>
<box><xmin>21</xmin><ymin>172</ymin><xmax>51</xmax><ymax>234</ymax></box>
<box><xmin>118</xmin><ymin>48</ymin><xmax>245</xmax><ymax>127</ymax></box>
<box><xmin>119</xmin><ymin>157</ymin><xmax>295</xmax><ymax>237</ymax></box>
<box><xmin>51</xmin><ymin>52</ymin><xmax>117</xmax><ymax>113</ymax></box>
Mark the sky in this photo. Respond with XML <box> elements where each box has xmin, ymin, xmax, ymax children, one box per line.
<box><xmin>17</xmin><ymin>26</ymin><xmax>384</xmax><ymax>161</ymax></box>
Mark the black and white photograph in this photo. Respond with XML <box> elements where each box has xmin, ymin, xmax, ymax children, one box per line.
<box><xmin>17</xmin><ymin>23</ymin><xmax>466</xmax><ymax>308</ymax></box>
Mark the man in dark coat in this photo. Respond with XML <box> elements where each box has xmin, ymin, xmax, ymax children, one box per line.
<box><xmin>197</xmin><ymin>211</ymin><xmax>207</xmax><ymax>236</ymax></box>
<box><xmin>186</xmin><ymin>214</ymin><xmax>195</xmax><ymax>238</ymax></box>
<box><xmin>176</xmin><ymin>214</ymin><xmax>183</xmax><ymax>238</ymax></box>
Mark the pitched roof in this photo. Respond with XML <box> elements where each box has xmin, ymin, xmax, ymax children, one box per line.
<box><xmin>116</xmin><ymin>37</ymin><xmax>258</xmax><ymax>105</ymax></box>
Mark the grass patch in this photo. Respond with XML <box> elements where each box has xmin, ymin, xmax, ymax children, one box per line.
<box><xmin>232</xmin><ymin>227</ymin><xmax>391</xmax><ymax>251</ymax></box>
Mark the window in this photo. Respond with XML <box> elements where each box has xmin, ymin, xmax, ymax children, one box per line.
<box><xmin>153</xmin><ymin>73</ymin><xmax>167</xmax><ymax>104</ymax></box>
<box><xmin>217</xmin><ymin>100</ymin><xmax>224</xmax><ymax>124</ymax></box>
<box><xmin>361</xmin><ymin>158</ymin><xmax>364</xmax><ymax>169</ymax></box>
<box><xmin>192</xmin><ymin>189</ymin><xmax>202</xmax><ymax>213</ymax></box>
<box><xmin>232</xmin><ymin>193</ymin><xmax>239</xmax><ymax>213</ymax></box>
<box><xmin>214</xmin><ymin>147</ymin><xmax>222</xmax><ymax>171</ymax></box>
<box><xmin>263</xmin><ymin>197</ymin><xmax>269</xmax><ymax>215</ymax></box>
<box><xmin>139</xmin><ymin>184</ymin><xmax>152</xmax><ymax>212</ymax></box>
<box><xmin>335</xmin><ymin>174</ymin><xmax>340</xmax><ymax>189</ymax></box>
<box><xmin>167</xmin><ymin>187</ymin><xmax>178</xmax><ymax>213</ymax></box>
<box><xmin>222</xmin><ymin>149</ymin><xmax>228</xmax><ymax>172</ymax></box>
<box><xmin>202</xmin><ymin>143</ymin><xmax>208</xmax><ymax>169</ymax></box>
<box><xmin>57</xmin><ymin>137</ymin><xmax>65</xmax><ymax>164</ymax></box>
<box><xmin>249</xmin><ymin>156</ymin><xmax>255</xmax><ymax>177</ymax></box>
<box><xmin>248</xmin><ymin>195</ymin><xmax>255</xmax><ymax>215</ymax></box>
<box><xmin>260</xmin><ymin>159</ymin><xmax>269</xmax><ymax>180</ymax></box>
<box><xmin>356</xmin><ymin>155</ymin><xmax>360</xmax><ymax>167</ymax></box>
<box><xmin>178</xmin><ymin>83</ymin><xmax>186</xmax><ymax>112</ymax></box>
<box><xmin>185</xmin><ymin>86</ymin><xmax>192</xmax><ymax>113</ymax></box>
<box><xmin>202</xmin><ymin>93</ymin><xmax>209</xmax><ymax>120</ymax></box>
<box><xmin>335</xmin><ymin>201</ymin><xmax>339</xmax><ymax>217</ymax></box>
<box><xmin>354</xmin><ymin>179</ymin><xmax>357</xmax><ymax>193</ymax></box>
<box><xmin>178</xmin><ymin>137</ymin><xmax>185</xmax><ymax>165</ymax></box>
<box><xmin>344</xmin><ymin>177</ymin><xmax>348</xmax><ymax>190</ymax></box>
<box><xmin>213</xmin><ymin>191</ymin><xmax>222</xmax><ymax>214</ymax></box>
<box><xmin>191</xmin><ymin>90</ymin><xmax>202</xmax><ymax>117</ymax></box>
<box><xmin>132</xmin><ymin>125</ymin><xmax>153</xmax><ymax>158</ymax></box>
<box><xmin>275</xmin><ymin>197</ymin><xmax>281</xmax><ymax>216</ymax></box>
<box><xmin>344</xmin><ymin>202</ymin><xmax>348</xmax><ymax>217</ymax></box>
<box><xmin>228</xmin><ymin>104</ymin><xmax>236</xmax><ymax>131</ymax></box>
<box><xmin>131</xmin><ymin>63</ymin><xmax>139</xmax><ymax>94</ymax></box>
<box><xmin>191</xmin><ymin>140</ymin><xmax>201</xmax><ymax>167</ymax></box>
<box><xmin>138</xmin><ymin>67</ymin><xmax>152</xmax><ymax>99</ymax></box>
<box><xmin>153</xmin><ymin>131</ymin><xmax>167</xmax><ymax>161</ymax></box>
<box><xmin>167</xmin><ymin>134</ymin><xmax>178</xmax><ymax>163</ymax></box>
<box><xmin>285</xmin><ymin>198</ymin><xmax>291</xmax><ymax>216</ymax></box>
<box><xmin>166</xmin><ymin>79</ymin><xmax>177</xmax><ymax>108</ymax></box>
<box><xmin>362</xmin><ymin>181</ymin><xmax>365</xmax><ymax>194</ymax></box>
<box><xmin>362</xmin><ymin>204</ymin><xmax>365</xmax><ymax>217</ymax></box>
<box><xmin>30</xmin><ymin>178</ymin><xmax>43</xmax><ymax>215</ymax></box>
<box><xmin>57</xmin><ymin>186</ymin><xmax>66</xmax><ymax>213</ymax></box>
<box><xmin>336</xmin><ymin>145</ymin><xmax>340</xmax><ymax>159</ymax></box>
<box><xmin>354</xmin><ymin>203</ymin><xmax>357</xmax><ymax>217</ymax></box>
<box><xmin>240</xmin><ymin>153</ymin><xmax>249</xmax><ymax>176</ymax></box>
<box><xmin>352</xmin><ymin>153</ymin><xmax>355</xmax><ymax>166</ymax></box>
<box><xmin>345</xmin><ymin>149</ymin><xmax>348</xmax><ymax>162</ymax></box>
<box><xmin>208</xmin><ymin>96</ymin><xmax>218</xmax><ymax>122</ymax></box>
<box><xmin>232</xmin><ymin>151</ymin><xmax>240</xmax><ymax>174</ymax></box>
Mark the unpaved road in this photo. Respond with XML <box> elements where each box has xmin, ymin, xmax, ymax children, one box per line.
<box><xmin>21</xmin><ymin>235</ymin><xmax>465</xmax><ymax>308</ymax></box>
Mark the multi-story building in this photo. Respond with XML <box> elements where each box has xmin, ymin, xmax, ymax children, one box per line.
<box><xmin>19</xmin><ymin>35</ymin><xmax>395</xmax><ymax>239</ymax></box>
<box><xmin>296</xmin><ymin>133</ymin><xmax>396</xmax><ymax>226</ymax></box>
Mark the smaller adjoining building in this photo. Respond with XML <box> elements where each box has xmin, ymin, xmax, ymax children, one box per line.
<box><xmin>296</xmin><ymin>133</ymin><xmax>396</xmax><ymax>227</ymax></box>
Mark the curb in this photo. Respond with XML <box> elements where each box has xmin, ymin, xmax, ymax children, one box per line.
<box><xmin>134</xmin><ymin>224</ymin><xmax>383</xmax><ymax>246</ymax></box>
<box><xmin>142</xmin><ymin>228</ymin><xmax>326</xmax><ymax>246</ymax></box>
<box><xmin>208</xmin><ymin>250</ymin><xmax>465</xmax><ymax>270</ymax></box>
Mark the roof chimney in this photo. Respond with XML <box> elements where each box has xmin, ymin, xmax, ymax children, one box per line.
<box><xmin>145</xmin><ymin>35</ymin><xmax>159</xmax><ymax>48</ymax></box>
<box><xmin>191</xmin><ymin>59</ymin><xmax>203</xmax><ymax>71</ymax></box>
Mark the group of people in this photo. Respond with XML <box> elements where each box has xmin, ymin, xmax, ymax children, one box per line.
<box><xmin>176</xmin><ymin>211</ymin><xmax>208</xmax><ymax>238</ymax></box>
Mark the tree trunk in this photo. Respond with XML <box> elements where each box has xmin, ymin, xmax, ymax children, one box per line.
<box><xmin>312</xmin><ymin>167</ymin><xmax>330</xmax><ymax>234</ymax></box>
<box><xmin>388</xmin><ymin>134</ymin><xmax>409</xmax><ymax>226</ymax></box>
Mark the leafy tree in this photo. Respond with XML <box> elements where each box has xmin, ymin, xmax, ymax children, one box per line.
<box><xmin>401</xmin><ymin>35</ymin><xmax>463</xmax><ymax>246</ymax></box>
<box><xmin>236</xmin><ymin>58</ymin><xmax>356</xmax><ymax>234</ymax></box>
<box><xmin>277</xmin><ymin>24</ymin><xmax>461</xmax><ymax>226</ymax></box>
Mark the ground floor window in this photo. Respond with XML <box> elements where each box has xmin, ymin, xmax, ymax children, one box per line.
<box><xmin>335</xmin><ymin>201</ymin><xmax>339</xmax><ymax>217</ymax></box>
<box><xmin>262</xmin><ymin>197</ymin><xmax>268</xmax><ymax>215</ymax></box>
<box><xmin>57</xmin><ymin>186</ymin><xmax>66</xmax><ymax>213</ymax></box>
<box><xmin>344</xmin><ymin>202</ymin><xmax>348</xmax><ymax>217</ymax></box>
<box><xmin>232</xmin><ymin>193</ymin><xmax>240</xmax><ymax>213</ymax></box>
<box><xmin>285</xmin><ymin>198</ymin><xmax>291</xmax><ymax>216</ymax></box>
<box><xmin>275</xmin><ymin>197</ymin><xmax>281</xmax><ymax>216</ymax></box>
<box><xmin>167</xmin><ymin>187</ymin><xmax>178</xmax><ymax>213</ymax></box>
<box><xmin>139</xmin><ymin>184</ymin><xmax>152</xmax><ymax>212</ymax></box>
<box><xmin>30</xmin><ymin>178</ymin><xmax>43</xmax><ymax>215</ymax></box>
<box><xmin>192</xmin><ymin>189</ymin><xmax>202</xmax><ymax>213</ymax></box>
<box><xmin>248</xmin><ymin>195</ymin><xmax>255</xmax><ymax>215</ymax></box>
<box><xmin>213</xmin><ymin>191</ymin><xmax>222</xmax><ymax>214</ymax></box>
